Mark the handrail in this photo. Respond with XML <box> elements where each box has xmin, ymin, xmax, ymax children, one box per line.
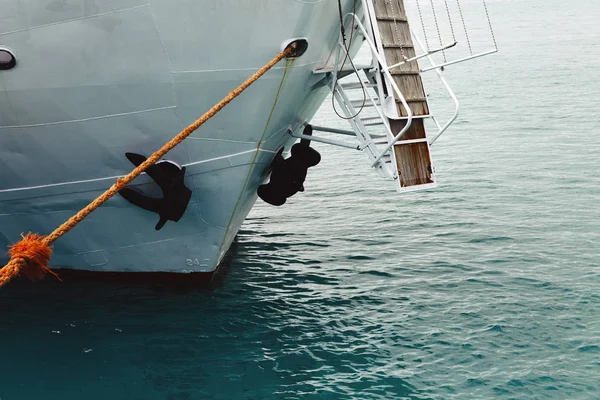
<box><xmin>411</xmin><ymin>34</ymin><xmax>460</xmax><ymax>145</ymax></box>
<box><xmin>334</xmin><ymin>45</ymin><xmax>396</xmax><ymax>145</ymax></box>
<box><xmin>387</xmin><ymin>41</ymin><xmax>458</xmax><ymax>70</ymax></box>
<box><xmin>344</xmin><ymin>9</ymin><xmax>414</xmax><ymax>168</ymax></box>
<box><xmin>420</xmin><ymin>49</ymin><xmax>498</xmax><ymax>73</ymax></box>
<box><xmin>329</xmin><ymin>22</ymin><xmax>393</xmax><ymax>148</ymax></box>
<box><xmin>290</xmin><ymin>129</ymin><xmax>360</xmax><ymax>150</ymax></box>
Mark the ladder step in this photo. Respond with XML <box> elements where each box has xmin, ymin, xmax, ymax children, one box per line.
<box><xmin>360</xmin><ymin>116</ymin><xmax>382</xmax><ymax>121</ymax></box>
<box><xmin>339</xmin><ymin>82</ymin><xmax>377</xmax><ymax>90</ymax></box>
<box><xmin>373</xmin><ymin>138</ymin><xmax>430</xmax><ymax>147</ymax></box>
<box><xmin>394</xmin><ymin>138</ymin><xmax>429</xmax><ymax>145</ymax></box>
<box><xmin>389</xmin><ymin>70</ymin><xmax>420</xmax><ymax>76</ymax></box>
<box><xmin>369</xmin><ymin>133</ymin><xmax>389</xmax><ymax>138</ymax></box>
<box><xmin>376</xmin><ymin>16</ymin><xmax>408</xmax><ymax>22</ymax></box>
<box><xmin>364</xmin><ymin>121</ymin><xmax>385</xmax><ymax>127</ymax></box>
<box><xmin>383</xmin><ymin>43</ymin><xmax>414</xmax><ymax>49</ymax></box>
<box><xmin>390</xmin><ymin>114</ymin><xmax>432</xmax><ymax>120</ymax></box>
<box><xmin>395</xmin><ymin>97</ymin><xmax>428</xmax><ymax>102</ymax></box>
<box><xmin>359</xmin><ymin>116</ymin><xmax>386</xmax><ymax>127</ymax></box>
<box><xmin>351</xmin><ymin>100</ymin><xmax>378</xmax><ymax>107</ymax></box>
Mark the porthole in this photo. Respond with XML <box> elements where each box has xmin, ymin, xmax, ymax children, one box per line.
<box><xmin>0</xmin><ymin>49</ymin><xmax>16</xmax><ymax>70</ymax></box>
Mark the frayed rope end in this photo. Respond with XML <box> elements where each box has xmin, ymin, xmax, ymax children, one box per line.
<box><xmin>0</xmin><ymin>233</ymin><xmax>60</xmax><ymax>287</ymax></box>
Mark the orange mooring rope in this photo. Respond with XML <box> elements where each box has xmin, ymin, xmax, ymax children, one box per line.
<box><xmin>0</xmin><ymin>45</ymin><xmax>295</xmax><ymax>288</ymax></box>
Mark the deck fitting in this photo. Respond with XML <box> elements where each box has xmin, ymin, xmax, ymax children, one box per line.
<box><xmin>0</xmin><ymin>48</ymin><xmax>16</xmax><ymax>70</ymax></box>
<box><xmin>285</xmin><ymin>39</ymin><xmax>308</xmax><ymax>58</ymax></box>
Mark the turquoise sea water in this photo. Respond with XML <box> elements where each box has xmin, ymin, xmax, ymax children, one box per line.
<box><xmin>1</xmin><ymin>0</ymin><xmax>599</xmax><ymax>399</ymax></box>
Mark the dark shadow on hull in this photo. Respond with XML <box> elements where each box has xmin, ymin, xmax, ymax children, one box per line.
<box><xmin>0</xmin><ymin>239</ymin><xmax>241</xmax><ymax>295</ymax></box>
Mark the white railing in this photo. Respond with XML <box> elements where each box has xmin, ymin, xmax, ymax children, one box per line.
<box><xmin>411</xmin><ymin>34</ymin><xmax>460</xmax><ymax>145</ymax></box>
<box><xmin>306</xmin><ymin>0</ymin><xmax>497</xmax><ymax>177</ymax></box>
<box><xmin>345</xmin><ymin>8</ymin><xmax>414</xmax><ymax>167</ymax></box>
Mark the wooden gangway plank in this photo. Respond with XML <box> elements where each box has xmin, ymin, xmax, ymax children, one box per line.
<box><xmin>372</xmin><ymin>0</ymin><xmax>435</xmax><ymax>189</ymax></box>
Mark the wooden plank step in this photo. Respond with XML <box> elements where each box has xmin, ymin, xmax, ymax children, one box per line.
<box><xmin>372</xmin><ymin>0</ymin><xmax>408</xmax><ymax>20</ymax></box>
<box><xmin>384</xmin><ymin>47</ymin><xmax>419</xmax><ymax>73</ymax></box>
<box><xmin>383</xmin><ymin>43</ymin><xmax>414</xmax><ymax>49</ymax></box>
<box><xmin>395</xmin><ymin>97</ymin><xmax>428</xmax><ymax>102</ymax></box>
<box><xmin>389</xmin><ymin>74</ymin><xmax>429</xmax><ymax>116</ymax></box>
<box><xmin>360</xmin><ymin>116</ymin><xmax>382</xmax><ymax>121</ymax></box>
<box><xmin>389</xmin><ymin>119</ymin><xmax>434</xmax><ymax>188</ymax></box>
<box><xmin>376</xmin><ymin>16</ymin><xmax>408</xmax><ymax>22</ymax></box>
<box><xmin>394</xmin><ymin>141</ymin><xmax>434</xmax><ymax>187</ymax></box>
<box><xmin>389</xmin><ymin>70</ymin><xmax>420</xmax><ymax>76</ymax></box>
<box><xmin>373</xmin><ymin>0</ymin><xmax>435</xmax><ymax>189</ymax></box>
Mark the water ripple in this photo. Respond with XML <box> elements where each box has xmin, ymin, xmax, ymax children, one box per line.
<box><xmin>2</xmin><ymin>1</ymin><xmax>600</xmax><ymax>398</ymax></box>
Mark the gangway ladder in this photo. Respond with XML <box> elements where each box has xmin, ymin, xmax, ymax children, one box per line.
<box><xmin>330</xmin><ymin>68</ymin><xmax>399</xmax><ymax>181</ymax></box>
<box><xmin>369</xmin><ymin>0</ymin><xmax>436</xmax><ymax>191</ymax></box>
<box><xmin>304</xmin><ymin>0</ymin><xmax>497</xmax><ymax>192</ymax></box>
<box><xmin>305</xmin><ymin>63</ymin><xmax>401</xmax><ymax>181</ymax></box>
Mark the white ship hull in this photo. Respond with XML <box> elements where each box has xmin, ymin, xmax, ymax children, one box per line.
<box><xmin>0</xmin><ymin>1</ymin><xmax>359</xmax><ymax>279</ymax></box>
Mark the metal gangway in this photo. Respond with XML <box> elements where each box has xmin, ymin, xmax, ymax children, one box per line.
<box><xmin>300</xmin><ymin>0</ymin><xmax>498</xmax><ymax>192</ymax></box>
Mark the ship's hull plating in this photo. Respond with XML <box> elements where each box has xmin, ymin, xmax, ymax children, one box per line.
<box><xmin>0</xmin><ymin>1</ymin><xmax>359</xmax><ymax>277</ymax></box>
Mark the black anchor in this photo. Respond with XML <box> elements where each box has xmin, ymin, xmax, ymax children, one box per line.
<box><xmin>257</xmin><ymin>125</ymin><xmax>321</xmax><ymax>206</ymax></box>
<box><xmin>118</xmin><ymin>153</ymin><xmax>192</xmax><ymax>230</ymax></box>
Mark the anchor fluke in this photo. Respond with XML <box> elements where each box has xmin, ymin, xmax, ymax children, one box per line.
<box><xmin>119</xmin><ymin>153</ymin><xmax>192</xmax><ymax>230</ymax></box>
